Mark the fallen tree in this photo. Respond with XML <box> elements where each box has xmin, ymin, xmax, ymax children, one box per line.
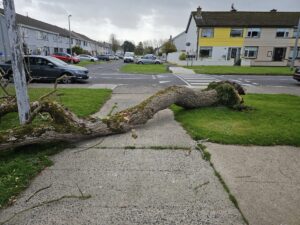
<box><xmin>0</xmin><ymin>81</ymin><xmax>247</xmax><ymax>151</ymax></box>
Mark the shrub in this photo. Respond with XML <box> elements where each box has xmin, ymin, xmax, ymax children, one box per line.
<box><xmin>179</xmin><ymin>53</ymin><xmax>186</xmax><ymax>61</ymax></box>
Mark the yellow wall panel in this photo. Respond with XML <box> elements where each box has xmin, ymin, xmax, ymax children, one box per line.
<box><xmin>199</xmin><ymin>28</ymin><xmax>245</xmax><ymax>47</ymax></box>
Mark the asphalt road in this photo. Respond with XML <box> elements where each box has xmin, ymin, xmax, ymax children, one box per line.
<box><xmin>29</xmin><ymin>60</ymin><xmax>300</xmax><ymax>89</ymax></box>
<box><xmin>87</xmin><ymin>61</ymin><xmax>299</xmax><ymax>88</ymax></box>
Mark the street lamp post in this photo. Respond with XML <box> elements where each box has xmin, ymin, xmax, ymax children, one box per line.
<box><xmin>68</xmin><ymin>14</ymin><xmax>72</xmax><ymax>57</ymax></box>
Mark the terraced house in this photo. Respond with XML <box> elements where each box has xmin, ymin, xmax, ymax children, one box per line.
<box><xmin>0</xmin><ymin>8</ymin><xmax>112</xmax><ymax>61</ymax></box>
<box><xmin>183</xmin><ymin>7</ymin><xmax>300</xmax><ymax>66</ymax></box>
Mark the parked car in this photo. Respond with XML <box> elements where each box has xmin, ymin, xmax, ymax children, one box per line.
<box><xmin>1</xmin><ymin>55</ymin><xmax>89</xmax><ymax>83</ymax></box>
<box><xmin>97</xmin><ymin>55</ymin><xmax>110</xmax><ymax>61</ymax></box>
<box><xmin>293</xmin><ymin>67</ymin><xmax>300</xmax><ymax>82</ymax></box>
<box><xmin>124</xmin><ymin>52</ymin><xmax>135</xmax><ymax>63</ymax></box>
<box><xmin>51</xmin><ymin>52</ymin><xmax>80</xmax><ymax>64</ymax></box>
<box><xmin>136</xmin><ymin>54</ymin><xmax>162</xmax><ymax>64</ymax></box>
<box><xmin>78</xmin><ymin>54</ymin><xmax>98</xmax><ymax>62</ymax></box>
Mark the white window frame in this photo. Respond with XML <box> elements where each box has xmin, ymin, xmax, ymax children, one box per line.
<box><xmin>199</xmin><ymin>47</ymin><xmax>213</xmax><ymax>58</ymax></box>
<box><xmin>276</xmin><ymin>28</ymin><xmax>289</xmax><ymax>38</ymax></box>
<box><xmin>246</xmin><ymin>28</ymin><xmax>261</xmax><ymax>38</ymax></box>
<box><xmin>230</xmin><ymin>28</ymin><xmax>244</xmax><ymax>38</ymax></box>
<box><xmin>201</xmin><ymin>28</ymin><xmax>214</xmax><ymax>38</ymax></box>
<box><xmin>244</xmin><ymin>46</ymin><xmax>258</xmax><ymax>59</ymax></box>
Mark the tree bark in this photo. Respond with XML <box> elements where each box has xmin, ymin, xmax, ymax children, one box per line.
<box><xmin>0</xmin><ymin>83</ymin><xmax>245</xmax><ymax>151</ymax></box>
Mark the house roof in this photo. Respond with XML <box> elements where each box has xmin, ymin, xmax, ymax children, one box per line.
<box><xmin>188</xmin><ymin>11</ymin><xmax>300</xmax><ymax>29</ymax></box>
<box><xmin>0</xmin><ymin>8</ymin><xmax>101</xmax><ymax>43</ymax></box>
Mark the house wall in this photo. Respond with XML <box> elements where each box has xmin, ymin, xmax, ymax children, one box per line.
<box><xmin>242</xmin><ymin>28</ymin><xmax>300</xmax><ymax>66</ymax></box>
<box><xmin>186</xmin><ymin>17</ymin><xmax>198</xmax><ymax>55</ymax></box>
<box><xmin>199</xmin><ymin>28</ymin><xmax>245</xmax><ymax>47</ymax></box>
<box><xmin>173</xmin><ymin>32</ymin><xmax>186</xmax><ymax>52</ymax></box>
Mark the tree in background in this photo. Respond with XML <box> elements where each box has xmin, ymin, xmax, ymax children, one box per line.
<box><xmin>109</xmin><ymin>33</ymin><xmax>120</xmax><ymax>53</ymax></box>
<box><xmin>135</xmin><ymin>42</ymin><xmax>144</xmax><ymax>55</ymax></box>
<box><xmin>144</xmin><ymin>46</ymin><xmax>155</xmax><ymax>54</ymax></box>
<box><xmin>161</xmin><ymin>40</ymin><xmax>177</xmax><ymax>57</ymax></box>
<box><xmin>72</xmin><ymin>46</ymin><xmax>84</xmax><ymax>55</ymax></box>
<box><xmin>122</xmin><ymin>41</ymin><xmax>135</xmax><ymax>53</ymax></box>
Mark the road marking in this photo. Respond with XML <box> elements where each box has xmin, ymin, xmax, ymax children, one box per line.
<box><xmin>152</xmin><ymin>75</ymin><xmax>156</xmax><ymax>80</ymax></box>
<box><xmin>159</xmin><ymin>81</ymin><xmax>171</xmax><ymax>84</ymax></box>
<box><xmin>173</xmin><ymin>74</ymin><xmax>192</xmax><ymax>87</ymax></box>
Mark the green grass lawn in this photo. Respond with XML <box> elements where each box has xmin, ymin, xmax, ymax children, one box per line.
<box><xmin>0</xmin><ymin>88</ymin><xmax>111</xmax><ymax>208</ymax></box>
<box><xmin>172</xmin><ymin>94</ymin><xmax>300</xmax><ymax>146</ymax></box>
<box><xmin>184</xmin><ymin>66</ymin><xmax>294</xmax><ymax>75</ymax></box>
<box><xmin>120</xmin><ymin>64</ymin><xmax>169</xmax><ymax>74</ymax></box>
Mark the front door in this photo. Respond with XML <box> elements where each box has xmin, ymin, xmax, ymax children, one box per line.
<box><xmin>273</xmin><ymin>48</ymin><xmax>286</xmax><ymax>61</ymax></box>
<box><xmin>228</xmin><ymin>47</ymin><xmax>241</xmax><ymax>64</ymax></box>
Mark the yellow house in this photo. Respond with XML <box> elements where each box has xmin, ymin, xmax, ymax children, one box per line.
<box><xmin>184</xmin><ymin>7</ymin><xmax>300</xmax><ymax>66</ymax></box>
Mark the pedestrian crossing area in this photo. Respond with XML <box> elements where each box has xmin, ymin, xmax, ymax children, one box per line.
<box><xmin>175</xmin><ymin>74</ymin><xmax>258</xmax><ymax>88</ymax></box>
<box><xmin>175</xmin><ymin>74</ymin><xmax>220</xmax><ymax>88</ymax></box>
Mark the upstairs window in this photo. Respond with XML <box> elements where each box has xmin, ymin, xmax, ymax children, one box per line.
<box><xmin>37</xmin><ymin>31</ymin><xmax>48</xmax><ymax>40</ymax></box>
<box><xmin>230</xmin><ymin>28</ymin><xmax>243</xmax><ymax>37</ymax></box>
<box><xmin>276</xmin><ymin>29</ymin><xmax>289</xmax><ymax>38</ymax></box>
<box><xmin>293</xmin><ymin>28</ymin><xmax>299</xmax><ymax>38</ymax></box>
<box><xmin>199</xmin><ymin>47</ymin><xmax>213</xmax><ymax>58</ymax></box>
<box><xmin>244</xmin><ymin>47</ymin><xmax>258</xmax><ymax>58</ymax></box>
<box><xmin>201</xmin><ymin>28</ymin><xmax>214</xmax><ymax>38</ymax></box>
<box><xmin>246</xmin><ymin>28</ymin><xmax>261</xmax><ymax>38</ymax></box>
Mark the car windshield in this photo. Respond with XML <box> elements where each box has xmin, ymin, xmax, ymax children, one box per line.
<box><xmin>46</xmin><ymin>56</ymin><xmax>68</xmax><ymax>66</ymax></box>
<box><xmin>125</xmin><ymin>53</ymin><xmax>134</xmax><ymax>57</ymax></box>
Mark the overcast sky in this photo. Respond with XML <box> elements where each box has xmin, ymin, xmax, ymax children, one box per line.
<box><xmin>9</xmin><ymin>0</ymin><xmax>300</xmax><ymax>44</ymax></box>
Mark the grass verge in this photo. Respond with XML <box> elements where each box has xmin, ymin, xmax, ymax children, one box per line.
<box><xmin>120</xmin><ymin>64</ymin><xmax>169</xmax><ymax>74</ymax></box>
<box><xmin>184</xmin><ymin>66</ymin><xmax>294</xmax><ymax>75</ymax></box>
<box><xmin>0</xmin><ymin>88</ymin><xmax>112</xmax><ymax>208</ymax></box>
<box><xmin>171</xmin><ymin>94</ymin><xmax>300</xmax><ymax>146</ymax></box>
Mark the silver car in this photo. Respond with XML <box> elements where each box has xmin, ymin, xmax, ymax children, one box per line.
<box><xmin>136</xmin><ymin>54</ymin><xmax>161</xmax><ymax>64</ymax></box>
<box><xmin>78</xmin><ymin>54</ymin><xmax>98</xmax><ymax>62</ymax></box>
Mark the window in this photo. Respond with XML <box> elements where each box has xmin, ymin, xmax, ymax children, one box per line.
<box><xmin>246</xmin><ymin>28</ymin><xmax>261</xmax><ymax>38</ymax></box>
<box><xmin>230</xmin><ymin>28</ymin><xmax>243</xmax><ymax>37</ymax></box>
<box><xmin>201</xmin><ymin>28</ymin><xmax>214</xmax><ymax>38</ymax></box>
<box><xmin>293</xmin><ymin>28</ymin><xmax>299</xmax><ymax>38</ymax></box>
<box><xmin>53</xmin><ymin>35</ymin><xmax>58</xmax><ymax>42</ymax></box>
<box><xmin>199</xmin><ymin>47</ymin><xmax>213</xmax><ymax>58</ymax></box>
<box><xmin>289</xmin><ymin>47</ymin><xmax>300</xmax><ymax>58</ymax></box>
<box><xmin>20</xmin><ymin>27</ymin><xmax>29</xmax><ymax>38</ymax></box>
<box><xmin>37</xmin><ymin>31</ymin><xmax>48</xmax><ymax>40</ymax></box>
<box><xmin>276</xmin><ymin>29</ymin><xmax>289</xmax><ymax>38</ymax></box>
<box><xmin>83</xmin><ymin>41</ymin><xmax>88</xmax><ymax>46</ymax></box>
<box><xmin>244</xmin><ymin>47</ymin><xmax>258</xmax><ymax>58</ymax></box>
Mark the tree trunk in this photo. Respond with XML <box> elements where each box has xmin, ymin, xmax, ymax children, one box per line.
<box><xmin>0</xmin><ymin>82</ymin><xmax>245</xmax><ymax>151</ymax></box>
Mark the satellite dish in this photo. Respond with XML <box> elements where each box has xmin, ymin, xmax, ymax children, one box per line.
<box><xmin>186</xmin><ymin>42</ymin><xmax>191</xmax><ymax>47</ymax></box>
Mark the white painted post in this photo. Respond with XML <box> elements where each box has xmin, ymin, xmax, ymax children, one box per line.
<box><xmin>3</xmin><ymin>0</ymin><xmax>30</xmax><ymax>124</ymax></box>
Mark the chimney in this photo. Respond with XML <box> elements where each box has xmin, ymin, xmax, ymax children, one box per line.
<box><xmin>270</xmin><ymin>9</ymin><xmax>277</xmax><ymax>12</ymax></box>
<box><xmin>195</xmin><ymin>6</ymin><xmax>202</xmax><ymax>19</ymax></box>
<box><xmin>231</xmin><ymin>3</ymin><xmax>237</xmax><ymax>12</ymax></box>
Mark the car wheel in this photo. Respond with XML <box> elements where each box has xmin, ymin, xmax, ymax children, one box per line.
<box><xmin>91</xmin><ymin>59</ymin><xmax>94</xmax><ymax>62</ymax></box>
<box><xmin>138</xmin><ymin>61</ymin><xmax>143</xmax><ymax>64</ymax></box>
<box><xmin>155</xmin><ymin>62</ymin><xmax>160</xmax><ymax>64</ymax></box>
<box><xmin>60</xmin><ymin>74</ymin><xmax>73</xmax><ymax>84</ymax></box>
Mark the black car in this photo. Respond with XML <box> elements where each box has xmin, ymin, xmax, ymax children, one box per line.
<box><xmin>0</xmin><ymin>55</ymin><xmax>89</xmax><ymax>83</ymax></box>
<box><xmin>293</xmin><ymin>67</ymin><xmax>300</xmax><ymax>82</ymax></box>
<box><xmin>97</xmin><ymin>55</ymin><xmax>110</xmax><ymax>61</ymax></box>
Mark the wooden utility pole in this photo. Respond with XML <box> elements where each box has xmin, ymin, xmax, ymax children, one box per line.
<box><xmin>3</xmin><ymin>0</ymin><xmax>30</xmax><ymax>124</ymax></box>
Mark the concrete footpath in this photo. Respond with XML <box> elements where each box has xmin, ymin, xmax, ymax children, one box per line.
<box><xmin>206</xmin><ymin>143</ymin><xmax>300</xmax><ymax>225</ymax></box>
<box><xmin>0</xmin><ymin>85</ymin><xmax>244</xmax><ymax>225</ymax></box>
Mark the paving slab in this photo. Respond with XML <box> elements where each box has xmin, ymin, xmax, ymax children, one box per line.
<box><xmin>0</xmin><ymin>86</ymin><xmax>245</xmax><ymax>225</ymax></box>
<box><xmin>169</xmin><ymin>67</ymin><xmax>196</xmax><ymax>75</ymax></box>
<box><xmin>0</xmin><ymin>148</ymin><xmax>244</xmax><ymax>225</ymax></box>
<box><xmin>206</xmin><ymin>142</ymin><xmax>300</xmax><ymax>225</ymax></box>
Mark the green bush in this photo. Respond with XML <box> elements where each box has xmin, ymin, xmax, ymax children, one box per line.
<box><xmin>179</xmin><ymin>53</ymin><xmax>186</xmax><ymax>61</ymax></box>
